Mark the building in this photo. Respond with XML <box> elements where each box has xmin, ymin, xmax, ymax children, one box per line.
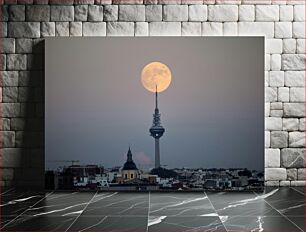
<box><xmin>110</xmin><ymin>147</ymin><xmax>160</xmax><ymax>190</ymax></box>
<box><xmin>121</xmin><ymin>147</ymin><xmax>139</xmax><ymax>182</ymax></box>
<box><xmin>45</xmin><ymin>170</ymin><xmax>73</xmax><ymax>190</ymax></box>
<box><xmin>65</xmin><ymin>164</ymin><xmax>103</xmax><ymax>186</ymax></box>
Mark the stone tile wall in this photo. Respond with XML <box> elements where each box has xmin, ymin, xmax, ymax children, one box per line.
<box><xmin>0</xmin><ymin>0</ymin><xmax>305</xmax><ymax>188</ymax></box>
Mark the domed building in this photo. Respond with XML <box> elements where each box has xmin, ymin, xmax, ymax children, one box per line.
<box><xmin>121</xmin><ymin>147</ymin><xmax>139</xmax><ymax>181</ymax></box>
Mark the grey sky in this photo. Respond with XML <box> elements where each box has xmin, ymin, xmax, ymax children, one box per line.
<box><xmin>45</xmin><ymin>37</ymin><xmax>264</xmax><ymax>171</ymax></box>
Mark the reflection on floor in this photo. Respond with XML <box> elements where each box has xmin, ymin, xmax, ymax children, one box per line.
<box><xmin>1</xmin><ymin>187</ymin><xmax>305</xmax><ymax>231</ymax></box>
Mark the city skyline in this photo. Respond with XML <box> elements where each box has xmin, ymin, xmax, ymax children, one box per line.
<box><xmin>46</xmin><ymin>37</ymin><xmax>264</xmax><ymax>171</ymax></box>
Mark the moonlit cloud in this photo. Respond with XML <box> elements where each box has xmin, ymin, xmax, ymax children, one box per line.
<box><xmin>134</xmin><ymin>152</ymin><xmax>153</xmax><ymax>166</ymax></box>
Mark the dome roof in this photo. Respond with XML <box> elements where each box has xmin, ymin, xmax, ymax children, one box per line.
<box><xmin>122</xmin><ymin>147</ymin><xmax>138</xmax><ymax>171</ymax></box>
<box><xmin>122</xmin><ymin>161</ymin><xmax>138</xmax><ymax>170</ymax></box>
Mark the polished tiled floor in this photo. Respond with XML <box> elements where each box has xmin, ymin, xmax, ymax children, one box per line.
<box><xmin>1</xmin><ymin>187</ymin><xmax>305</xmax><ymax>231</ymax></box>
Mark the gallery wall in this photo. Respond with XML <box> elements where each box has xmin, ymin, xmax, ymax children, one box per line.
<box><xmin>0</xmin><ymin>0</ymin><xmax>305</xmax><ymax>188</ymax></box>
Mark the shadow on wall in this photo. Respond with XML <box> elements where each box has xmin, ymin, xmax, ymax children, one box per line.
<box><xmin>8</xmin><ymin>40</ymin><xmax>45</xmax><ymax>189</ymax></box>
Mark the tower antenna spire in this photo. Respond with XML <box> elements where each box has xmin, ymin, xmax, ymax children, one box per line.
<box><xmin>155</xmin><ymin>85</ymin><xmax>158</xmax><ymax>109</ymax></box>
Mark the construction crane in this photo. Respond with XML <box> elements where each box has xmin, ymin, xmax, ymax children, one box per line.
<box><xmin>47</xmin><ymin>160</ymin><xmax>80</xmax><ymax>166</ymax></box>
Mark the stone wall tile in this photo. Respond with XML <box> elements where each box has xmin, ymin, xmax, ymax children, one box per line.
<box><xmin>280</xmin><ymin>5</ymin><xmax>293</xmax><ymax>21</ymax></box>
<box><xmin>135</xmin><ymin>22</ymin><xmax>148</xmax><ymax>36</ymax></box>
<box><xmin>9</xmin><ymin>5</ymin><xmax>25</xmax><ymax>21</ymax></box>
<box><xmin>83</xmin><ymin>22</ymin><xmax>106</xmax><ymax>36</ymax></box>
<box><xmin>70</xmin><ymin>22</ymin><xmax>82</xmax><ymax>36</ymax></box>
<box><xmin>146</xmin><ymin>5</ymin><xmax>162</xmax><ymax>22</ymax></box>
<box><xmin>75</xmin><ymin>5</ymin><xmax>88</xmax><ymax>21</ymax></box>
<box><xmin>182</xmin><ymin>22</ymin><xmax>201</xmax><ymax>36</ymax></box>
<box><xmin>265</xmin><ymin>148</ymin><xmax>280</xmax><ymax>167</ymax></box>
<box><xmin>50</xmin><ymin>5</ymin><xmax>74</xmax><ymax>21</ymax></box>
<box><xmin>189</xmin><ymin>5</ymin><xmax>207</xmax><ymax>22</ymax></box>
<box><xmin>163</xmin><ymin>5</ymin><xmax>188</xmax><ymax>21</ymax></box>
<box><xmin>297</xmin><ymin>168</ymin><xmax>305</xmax><ymax>180</ymax></box>
<box><xmin>88</xmin><ymin>5</ymin><xmax>103</xmax><ymax>21</ymax></box>
<box><xmin>275</xmin><ymin>22</ymin><xmax>292</xmax><ymax>39</ymax></box>
<box><xmin>293</xmin><ymin>5</ymin><xmax>305</xmax><ymax>21</ymax></box>
<box><xmin>208</xmin><ymin>5</ymin><xmax>238</xmax><ymax>22</ymax></box>
<box><xmin>149</xmin><ymin>22</ymin><xmax>181</xmax><ymax>36</ymax></box>
<box><xmin>3</xmin><ymin>87</ymin><xmax>18</xmax><ymax>102</ymax></box>
<box><xmin>223</xmin><ymin>22</ymin><xmax>237</xmax><ymax>35</ymax></box>
<box><xmin>8</xmin><ymin>22</ymin><xmax>40</xmax><ymax>38</ymax></box>
<box><xmin>285</xmin><ymin>71</ymin><xmax>305</xmax><ymax>87</ymax></box>
<box><xmin>255</xmin><ymin>5</ymin><xmax>279</xmax><ymax>21</ymax></box>
<box><xmin>282</xmin><ymin>54</ymin><xmax>305</xmax><ymax>71</ymax></box>
<box><xmin>106</xmin><ymin>21</ymin><xmax>134</xmax><ymax>36</ymax></box>
<box><xmin>239</xmin><ymin>5</ymin><xmax>255</xmax><ymax>21</ymax></box>
<box><xmin>1</xmin><ymin>38</ymin><xmax>15</xmax><ymax>53</ymax></box>
<box><xmin>281</xmin><ymin>148</ymin><xmax>305</xmax><ymax>168</ymax></box>
<box><xmin>271</xmin><ymin>131</ymin><xmax>288</xmax><ymax>148</ymax></box>
<box><xmin>293</xmin><ymin>22</ymin><xmax>305</xmax><ymax>38</ymax></box>
<box><xmin>7</xmin><ymin>54</ymin><xmax>27</xmax><ymax>70</ymax></box>
<box><xmin>289</xmin><ymin>132</ymin><xmax>305</xmax><ymax>147</ymax></box>
<box><xmin>202</xmin><ymin>22</ymin><xmax>222</xmax><ymax>35</ymax></box>
<box><xmin>26</xmin><ymin>5</ymin><xmax>50</xmax><ymax>21</ymax></box>
<box><xmin>16</xmin><ymin>38</ymin><xmax>32</xmax><ymax>53</ymax></box>
<box><xmin>1</xmin><ymin>71</ymin><xmax>18</xmax><ymax>87</ymax></box>
<box><xmin>296</xmin><ymin>39</ymin><xmax>305</xmax><ymax>54</ymax></box>
<box><xmin>283</xmin><ymin>39</ymin><xmax>296</xmax><ymax>54</ymax></box>
<box><xmin>119</xmin><ymin>5</ymin><xmax>145</xmax><ymax>21</ymax></box>
<box><xmin>238</xmin><ymin>22</ymin><xmax>274</xmax><ymax>37</ymax></box>
<box><xmin>265</xmin><ymin>168</ymin><xmax>287</xmax><ymax>181</ymax></box>
<box><xmin>284</xmin><ymin>103</ymin><xmax>305</xmax><ymax>117</ymax></box>
<box><xmin>3</xmin><ymin>103</ymin><xmax>21</xmax><ymax>117</ymax></box>
<box><xmin>41</xmin><ymin>22</ymin><xmax>55</xmax><ymax>37</ymax></box>
<box><xmin>104</xmin><ymin>5</ymin><xmax>118</xmax><ymax>21</ymax></box>
<box><xmin>283</xmin><ymin>118</ymin><xmax>299</xmax><ymax>131</ymax></box>
<box><xmin>55</xmin><ymin>22</ymin><xmax>69</xmax><ymax>36</ymax></box>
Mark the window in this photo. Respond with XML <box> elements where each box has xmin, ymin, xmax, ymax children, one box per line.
<box><xmin>125</xmin><ymin>174</ymin><xmax>127</xmax><ymax>179</ymax></box>
<box><xmin>131</xmin><ymin>174</ymin><xmax>134</xmax><ymax>178</ymax></box>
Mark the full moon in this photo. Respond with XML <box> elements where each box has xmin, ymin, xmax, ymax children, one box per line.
<box><xmin>141</xmin><ymin>62</ymin><xmax>172</xmax><ymax>93</ymax></box>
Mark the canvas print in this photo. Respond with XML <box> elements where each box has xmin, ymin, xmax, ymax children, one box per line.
<box><xmin>45</xmin><ymin>37</ymin><xmax>264</xmax><ymax>191</ymax></box>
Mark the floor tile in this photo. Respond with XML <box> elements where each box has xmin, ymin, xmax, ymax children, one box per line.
<box><xmin>1</xmin><ymin>191</ymin><xmax>96</xmax><ymax>231</ymax></box>
<box><xmin>1</xmin><ymin>190</ymin><xmax>48</xmax><ymax>217</ymax></box>
<box><xmin>149</xmin><ymin>192</ymin><xmax>214</xmax><ymax>216</ymax></box>
<box><xmin>70</xmin><ymin>215</ymin><xmax>148</xmax><ymax>231</ymax></box>
<box><xmin>83</xmin><ymin>192</ymin><xmax>149</xmax><ymax>216</ymax></box>
<box><xmin>148</xmin><ymin>216</ymin><xmax>226</xmax><ymax>232</ymax></box>
<box><xmin>222</xmin><ymin>215</ymin><xmax>303</xmax><ymax>232</ymax></box>
<box><xmin>263</xmin><ymin>188</ymin><xmax>305</xmax><ymax>217</ymax></box>
<box><xmin>206</xmin><ymin>191</ymin><xmax>280</xmax><ymax>216</ymax></box>
<box><xmin>287</xmin><ymin>216</ymin><xmax>305</xmax><ymax>230</ymax></box>
<box><xmin>2</xmin><ymin>215</ymin><xmax>76</xmax><ymax>231</ymax></box>
<box><xmin>291</xmin><ymin>187</ymin><xmax>306</xmax><ymax>196</ymax></box>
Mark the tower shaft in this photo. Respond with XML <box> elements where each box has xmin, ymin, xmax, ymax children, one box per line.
<box><xmin>155</xmin><ymin>138</ymin><xmax>160</xmax><ymax>168</ymax></box>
